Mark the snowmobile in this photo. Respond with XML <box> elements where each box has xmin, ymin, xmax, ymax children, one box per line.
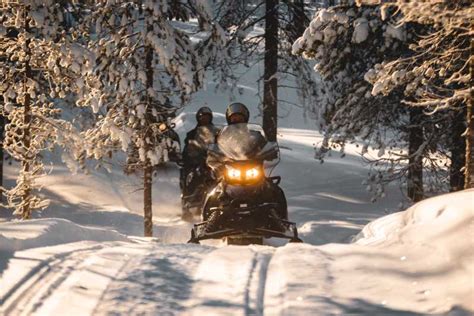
<box><xmin>187</xmin><ymin>123</ymin><xmax>302</xmax><ymax>245</ymax></box>
<box><xmin>180</xmin><ymin>162</ymin><xmax>214</xmax><ymax>220</ymax></box>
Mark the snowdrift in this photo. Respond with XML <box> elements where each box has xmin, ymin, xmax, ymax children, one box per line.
<box><xmin>0</xmin><ymin>218</ymin><xmax>130</xmax><ymax>252</ymax></box>
<box><xmin>356</xmin><ymin>189</ymin><xmax>473</xmax><ymax>250</ymax></box>
<box><xmin>319</xmin><ymin>189</ymin><xmax>474</xmax><ymax>314</ymax></box>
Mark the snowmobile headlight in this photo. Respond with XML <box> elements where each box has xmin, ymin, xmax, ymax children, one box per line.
<box><xmin>226</xmin><ymin>167</ymin><xmax>242</xmax><ymax>180</ymax></box>
<box><xmin>225</xmin><ymin>164</ymin><xmax>263</xmax><ymax>184</ymax></box>
<box><xmin>245</xmin><ymin>167</ymin><xmax>260</xmax><ymax>180</ymax></box>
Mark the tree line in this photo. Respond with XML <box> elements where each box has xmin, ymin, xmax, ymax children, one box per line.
<box><xmin>0</xmin><ymin>0</ymin><xmax>471</xmax><ymax>236</ymax></box>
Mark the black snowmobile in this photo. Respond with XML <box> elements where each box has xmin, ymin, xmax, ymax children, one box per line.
<box><xmin>187</xmin><ymin>123</ymin><xmax>302</xmax><ymax>245</ymax></box>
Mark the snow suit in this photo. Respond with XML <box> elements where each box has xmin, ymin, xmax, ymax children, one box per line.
<box><xmin>180</xmin><ymin>123</ymin><xmax>219</xmax><ymax>195</ymax></box>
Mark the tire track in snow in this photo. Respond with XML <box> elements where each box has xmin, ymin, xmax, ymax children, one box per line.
<box><xmin>245</xmin><ymin>247</ymin><xmax>274</xmax><ymax>315</ymax></box>
<box><xmin>94</xmin><ymin>243</ymin><xmax>213</xmax><ymax>315</ymax></box>
<box><xmin>263</xmin><ymin>243</ymin><xmax>335</xmax><ymax>315</ymax></box>
<box><xmin>36</xmin><ymin>243</ymin><xmax>150</xmax><ymax>315</ymax></box>
<box><xmin>1</xmin><ymin>243</ymin><xmax>104</xmax><ymax>316</ymax></box>
<box><xmin>1</xmin><ymin>242</ymin><xmax>152</xmax><ymax>316</ymax></box>
<box><xmin>185</xmin><ymin>245</ymin><xmax>275</xmax><ymax>316</ymax></box>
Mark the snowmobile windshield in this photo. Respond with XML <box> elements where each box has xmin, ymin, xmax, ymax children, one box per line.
<box><xmin>217</xmin><ymin>123</ymin><xmax>267</xmax><ymax>161</ymax></box>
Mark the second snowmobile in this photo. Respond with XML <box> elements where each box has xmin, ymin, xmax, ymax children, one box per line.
<box><xmin>180</xmin><ymin>125</ymin><xmax>218</xmax><ymax>220</ymax></box>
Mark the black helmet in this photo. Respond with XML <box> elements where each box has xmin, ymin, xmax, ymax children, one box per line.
<box><xmin>196</xmin><ymin>106</ymin><xmax>213</xmax><ymax>124</ymax></box>
<box><xmin>225</xmin><ymin>102</ymin><xmax>249</xmax><ymax>124</ymax></box>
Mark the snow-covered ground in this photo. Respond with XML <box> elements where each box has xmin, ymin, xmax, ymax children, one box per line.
<box><xmin>1</xmin><ymin>84</ymin><xmax>473</xmax><ymax>315</ymax></box>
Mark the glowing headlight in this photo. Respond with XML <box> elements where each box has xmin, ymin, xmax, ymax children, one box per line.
<box><xmin>227</xmin><ymin>167</ymin><xmax>242</xmax><ymax>180</ymax></box>
<box><xmin>245</xmin><ymin>167</ymin><xmax>260</xmax><ymax>179</ymax></box>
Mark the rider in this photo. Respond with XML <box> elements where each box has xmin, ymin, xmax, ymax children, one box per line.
<box><xmin>180</xmin><ymin>106</ymin><xmax>218</xmax><ymax>195</ymax></box>
<box><xmin>183</xmin><ymin>107</ymin><xmax>215</xmax><ymax>149</ymax></box>
<box><xmin>223</xmin><ymin>102</ymin><xmax>268</xmax><ymax>153</ymax></box>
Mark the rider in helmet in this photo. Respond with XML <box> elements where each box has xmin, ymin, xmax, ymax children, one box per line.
<box><xmin>184</xmin><ymin>106</ymin><xmax>215</xmax><ymax>148</ymax></box>
<box><xmin>180</xmin><ymin>106</ymin><xmax>219</xmax><ymax>198</ymax></box>
<box><xmin>225</xmin><ymin>102</ymin><xmax>250</xmax><ymax>125</ymax></box>
<box><xmin>223</xmin><ymin>102</ymin><xmax>267</xmax><ymax>150</ymax></box>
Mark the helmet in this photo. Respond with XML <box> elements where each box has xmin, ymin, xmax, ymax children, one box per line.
<box><xmin>225</xmin><ymin>102</ymin><xmax>249</xmax><ymax>124</ymax></box>
<box><xmin>196</xmin><ymin>106</ymin><xmax>213</xmax><ymax>124</ymax></box>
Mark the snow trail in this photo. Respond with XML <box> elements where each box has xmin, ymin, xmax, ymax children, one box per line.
<box><xmin>2</xmin><ymin>122</ymin><xmax>472</xmax><ymax>315</ymax></box>
<box><xmin>185</xmin><ymin>245</ymin><xmax>275</xmax><ymax>316</ymax></box>
<box><xmin>94</xmin><ymin>243</ymin><xmax>213</xmax><ymax>315</ymax></box>
<box><xmin>263</xmin><ymin>243</ymin><xmax>334</xmax><ymax>315</ymax></box>
<box><xmin>31</xmin><ymin>244</ymin><xmax>143</xmax><ymax>315</ymax></box>
<box><xmin>2</xmin><ymin>243</ymin><xmax>106</xmax><ymax>315</ymax></box>
<box><xmin>245</xmin><ymin>249</ymin><xmax>273</xmax><ymax>315</ymax></box>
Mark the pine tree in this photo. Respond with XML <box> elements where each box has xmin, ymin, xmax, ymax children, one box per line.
<box><xmin>292</xmin><ymin>3</ymin><xmax>441</xmax><ymax>201</ymax></box>
<box><xmin>78</xmin><ymin>0</ymin><xmax>226</xmax><ymax>237</ymax></box>
<box><xmin>263</xmin><ymin>0</ymin><xmax>279</xmax><ymax>141</ymax></box>
<box><xmin>0</xmin><ymin>1</ymin><xmax>84</xmax><ymax>218</ymax></box>
<box><xmin>362</xmin><ymin>0</ymin><xmax>472</xmax><ymax>190</ymax></box>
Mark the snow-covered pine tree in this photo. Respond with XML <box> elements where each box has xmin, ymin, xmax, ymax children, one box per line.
<box><xmin>361</xmin><ymin>0</ymin><xmax>473</xmax><ymax>190</ymax></box>
<box><xmin>78</xmin><ymin>0</ymin><xmax>226</xmax><ymax>237</ymax></box>
<box><xmin>0</xmin><ymin>1</ymin><xmax>85</xmax><ymax>219</ymax></box>
<box><xmin>292</xmin><ymin>3</ymin><xmax>445</xmax><ymax>202</ymax></box>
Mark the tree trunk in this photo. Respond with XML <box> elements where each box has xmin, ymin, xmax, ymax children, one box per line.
<box><xmin>295</xmin><ymin>0</ymin><xmax>306</xmax><ymax>29</ymax></box>
<box><xmin>450</xmin><ymin>109</ymin><xmax>466</xmax><ymax>191</ymax></box>
<box><xmin>22</xmin><ymin>9</ymin><xmax>32</xmax><ymax>219</ymax></box>
<box><xmin>465</xmin><ymin>95</ymin><xmax>473</xmax><ymax>189</ymax></box>
<box><xmin>143</xmin><ymin>36</ymin><xmax>154</xmax><ymax>237</ymax></box>
<box><xmin>0</xmin><ymin>114</ymin><xmax>4</xmax><ymax>204</ymax></box>
<box><xmin>143</xmin><ymin>159</ymin><xmax>153</xmax><ymax>237</ymax></box>
<box><xmin>284</xmin><ymin>0</ymin><xmax>307</xmax><ymax>43</ymax></box>
<box><xmin>291</xmin><ymin>0</ymin><xmax>306</xmax><ymax>42</ymax></box>
<box><xmin>263</xmin><ymin>0</ymin><xmax>279</xmax><ymax>142</ymax></box>
<box><xmin>407</xmin><ymin>107</ymin><xmax>423</xmax><ymax>202</ymax></box>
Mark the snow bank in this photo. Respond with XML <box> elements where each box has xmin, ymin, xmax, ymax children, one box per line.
<box><xmin>0</xmin><ymin>218</ymin><xmax>130</xmax><ymax>252</ymax></box>
<box><xmin>320</xmin><ymin>189</ymin><xmax>474</xmax><ymax>314</ymax></box>
<box><xmin>355</xmin><ymin>189</ymin><xmax>474</xmax><ymax>247</ymax></box>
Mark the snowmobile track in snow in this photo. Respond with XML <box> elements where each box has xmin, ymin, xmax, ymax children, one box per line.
<box><xmin>244</xmin><ymin>250</ymin><xmax>273</xmax><ymax>315</ymax></box>
<box><xmin>186</xmin><ymin>245</ymin><xmax>275</xmax><ymax>315</ymax></box>
<box><xmin>1</xmin><ymin>242</ymin><xmax>147</xmax><ymax>316</ymax></box>
<box><xmin>1</xmin><ymin>244</ymin><xmax>104</xmax><ymax>316</ymax></box>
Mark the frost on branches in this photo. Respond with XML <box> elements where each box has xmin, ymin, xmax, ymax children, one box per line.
<box><xmin>292</xmin><ymin>4</ymin><xmax>425</xmax><ymax>201</ymax></box>
<box><xmin>0</xmin><ymin>1</ymin><xmax>85</xmax><ymax>219</ymax></box>
<box><xmin>78</xmin><ymin>0</ymin><xmax>225</xmax><ymax>169</ymax></box>
<box><xmin>292</xmin><ymin>4</ymin><xmax>412</xmax><ymax>149</ymax></box>
<box><xmin>76</xmin><ymin>0</ymin><xmax>226</xmax><ymax>236</ymax></box>
<box><xmin>201</xmin><ymin>1</ymin><xmax>320</xmax><ymax>124</ymax></box>
<box><xmin>362</xmin><ymin>0</ymin><xmax>472</xmax><ymax>191</ymax></box>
